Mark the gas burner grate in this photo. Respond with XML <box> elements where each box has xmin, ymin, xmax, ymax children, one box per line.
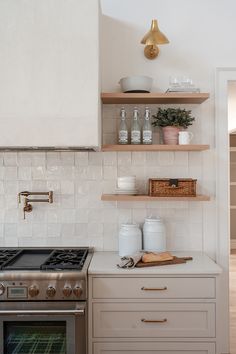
<box><xmin>41</xmin><ymin>248</ymin><xmax>89</xmax><ymax>270</ymax></box>
<box><xmin>0</xmin><ymin>249</ymin><xmax>19</xmax><ymax>270</ymax></box>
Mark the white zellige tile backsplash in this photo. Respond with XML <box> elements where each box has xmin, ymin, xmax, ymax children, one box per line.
<box><xmin>0</xmin><ymin>150</ymin><xmax>205</xmax><ymax>251</ymax></box>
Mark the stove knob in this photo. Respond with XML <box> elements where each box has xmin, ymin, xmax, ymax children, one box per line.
<box><xmin>0</xmin><ymin>283</ymin><xmax>5</xmax><ymax>296</ymax></box>
<box><xmin>46</xmin><ymin>286</ymin><xmax>56</xmax><ymax>297</ymax></box>
<box><xmin>73</xmin><ymin>286</ymin><xmax>83</xmax><ymax>298</ymax></box>
<box><xmin>62</xmin><ymin>286</ymin><xmax>72</xmax><ymax>297</ymax></box>
<box><xmin>28</xmin><ymin>285</ymin><xmax>39</xmax><ymax>297</ymax></box>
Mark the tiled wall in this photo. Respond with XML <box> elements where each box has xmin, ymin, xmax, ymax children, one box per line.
<box><xmin>0</xmin><ymin>150</ymin><xmax>203</xmax><ymax>251</ymax></box>
<box><xmin>0</xmin><ymin>103</ymin><xmax>211</xmax><ymax>252</ymax></box>
<box><xmin>0</xmin><ymin>153</ymin><xmax>205</xmax><ymax>250</ymax></box>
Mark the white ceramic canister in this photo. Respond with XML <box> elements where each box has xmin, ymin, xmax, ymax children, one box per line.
<box><xmin>118</xmin><ymin>223</ymin><xmax>142</xmax><ymax>257</ymax></box>
<box><xmin>143</xmin><ymin>217</ymin><xmax>166</xmax><ymax>252</ymax></box>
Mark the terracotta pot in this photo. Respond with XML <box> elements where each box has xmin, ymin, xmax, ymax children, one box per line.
<box><xmin>162</xmin><ymin>126</ymin><xmax>181</xmax><ymax>145</ymax></box>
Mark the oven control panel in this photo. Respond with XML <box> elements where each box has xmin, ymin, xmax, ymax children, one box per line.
<box><xmin>8</xmin><ymin>286</ymin><xmax>28</xmax><ymax>299</ymax></box>
<box><xmin>0</xmin><ymin>282</ymin><xmax>28</xmax><ymax>299</ymax></box>
<box><xmin>0</xmin><ymin>280</ymin><xmax>85</xmax><ymax>301</ymax></box>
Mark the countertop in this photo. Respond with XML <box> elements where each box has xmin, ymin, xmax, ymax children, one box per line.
<box><xmin>88</xmin><ymin>251</ymin><xmax>222</xmax><ymax>275</ymax></box>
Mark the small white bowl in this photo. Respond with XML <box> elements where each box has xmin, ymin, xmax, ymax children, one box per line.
<box><xmin>118</xmin><ymin>176</ymin><xmax>136</xmax><ymax>182</ymax></box>
<box><xmin>118</xmin><ymin>183</ymin><xmax>136</xmax><ymax>190</ymax></box>
<box><xmin>117</xmin><ymin>176</ymin><xmax>136</xmax><ymax>189</ymax></box>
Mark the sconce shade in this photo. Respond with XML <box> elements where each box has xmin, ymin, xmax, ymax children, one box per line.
<box><xmin>141</xmin><ymin>20</ymin><xmax>169</xmax><ymax>45</ymax></box>
<box><xmin>141</xmin><ymin>19</ymin><xmax>169</xmax><ymax>59</ymax></box>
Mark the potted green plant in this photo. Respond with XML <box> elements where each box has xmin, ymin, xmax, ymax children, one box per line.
<box><xmin>152</xmin><ymin>108</ymin><xmax>195</xmax><ymax>145</ymax></box>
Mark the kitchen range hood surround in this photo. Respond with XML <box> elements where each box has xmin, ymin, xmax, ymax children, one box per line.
<box><xmin>0</xmin><ymin>0</ymin><xmax>101</xmax><ymax>150</ymax></box>
<box><xmin>0</xmin><ymin>146</ymin><xmax>98</xmax><ymax>152</ymax></box>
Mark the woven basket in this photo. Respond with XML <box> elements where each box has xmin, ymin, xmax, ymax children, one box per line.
<box><xmin>149</xmin><ymin>178</ymin><xmax>197</xmax><ymax>197</ymax></box>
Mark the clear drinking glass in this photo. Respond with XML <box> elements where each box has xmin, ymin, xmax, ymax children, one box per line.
<box><xmin>180</xmin><ymin>76</ymin><xmax>193</xmax><ymax>88</ymax></box>
<box><xmin>169</xmin><ymin>76</ymin><xmax>181</xmax><ymax>88</ymax></box>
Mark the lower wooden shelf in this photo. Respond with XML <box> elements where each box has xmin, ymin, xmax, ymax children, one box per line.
<box><xmin>101</xmin><ymin>194</ymin><xmax>210</xmax><ymax>201</ymax></box>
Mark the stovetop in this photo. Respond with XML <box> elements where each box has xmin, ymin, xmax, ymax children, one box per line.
<box><xmin>0</xmin><ymin>248</ymin><xmax>89</xmax><ymax>271</ymax></box>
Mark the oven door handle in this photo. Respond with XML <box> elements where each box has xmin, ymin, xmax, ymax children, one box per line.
<box><xmin>0</xmin><ymin>309</ymin><xmax>85</xmax><ymax>316</ymax></box>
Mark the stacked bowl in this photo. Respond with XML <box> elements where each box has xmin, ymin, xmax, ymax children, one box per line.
<box><xmin>116</xmin><ymin>176</ymin><xmax>137</xmax><ymax>195</ymax></box>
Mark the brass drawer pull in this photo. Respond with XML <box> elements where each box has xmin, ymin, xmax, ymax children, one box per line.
<box><xmin>141</xmin><ymin>286</ymin><xmax>167</xmax><ymax>291</ymax></box>
<box><xmin>141</xmin><ymin>318</ymin><xmax>167</xmax><ymax>323</ymax></box>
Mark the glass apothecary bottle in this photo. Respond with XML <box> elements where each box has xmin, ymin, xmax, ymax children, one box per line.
<box><xmin>131</xmin><ymin>107</ymin><xmax>141</xmax><ymax>144</ymax></box>
<box><xmin>142</xmin><ymin>107</ymin><xmax>152</xmax><ymax>144</ymax></box>
<box><xmin>118</xmin><ymin>107</ymin><xmax>128</xmax><ymax>144</ymax></box>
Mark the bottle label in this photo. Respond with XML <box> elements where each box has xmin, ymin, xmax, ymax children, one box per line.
<box><xmin>119</xmin><ymin>130</ymin><xmax>128</xmax><ymax>143</ymax></box>
<box><xmin>143</xmin><ymin>130</ymin><xmax>152</xmax><ymax>143</ymax></box>
<box><xmin>131</xmin><ymin>130</ymin><xmax>141</xmax><ymax>143</ymax></box>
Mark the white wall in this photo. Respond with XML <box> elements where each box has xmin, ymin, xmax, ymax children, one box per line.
<box><xmin>1</xmin><ymin>0</ymin><xmax>235</xmax><ymax>255</ymax></box>
<box><xmin>99</xmin><ymin>5</ymin><xmax>236</xmax><ymax>351</ymax></box>
<box><xmin>0</xmin><ymin>2</ymin><xmax>232</xmax><ymax>351</ymax></box>
<box><xmin>99</xmin><ymin>0</ymin><xmax>236</xmax><ymax>253</ymax></box>
<box><xmin>101</xmin><ymin>0</ymin><xmax>236</xmax><ymax>92</ymax></box>
<box><xmin>4</xmin><ymin>0</ymin><xmax>236</xmax><ymax>256</ymax></box>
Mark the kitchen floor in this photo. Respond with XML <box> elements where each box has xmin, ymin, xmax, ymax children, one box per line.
<box><xmin>230</xmin><ymin>250</ymin><xmax>236</xmax><ymax>352</ymax></box>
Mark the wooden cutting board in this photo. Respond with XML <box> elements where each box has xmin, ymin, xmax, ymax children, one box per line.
<box><xmin>136</xmin><ymin>256</ymin><xmax>193</xmax><ymax>268</ymax></box>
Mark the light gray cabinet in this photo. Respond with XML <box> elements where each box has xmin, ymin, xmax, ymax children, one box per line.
<box><xmin>89</xmin><ymin>275</ymin><xmax>217</xmax><ymax>354</ymax></box>
<box><xmin>93</xmin><ymin>342</ymin><xmax>216</xmax><ymax>354</ymax></box>
<box><xmin>92</xmin><ymin>276</ymin><xmax>215</xmax><ymax>299</ymax></box>
<box><xmin>93</xmin><ymin>302</ymin><xmax>215</xmax><ymax>338</ymax></box>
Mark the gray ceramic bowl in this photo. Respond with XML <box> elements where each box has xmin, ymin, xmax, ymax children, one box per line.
<box><xmin>119</xmin><ymin>75</ymin><xmax>153</xmax><ymax>93</ymax></box>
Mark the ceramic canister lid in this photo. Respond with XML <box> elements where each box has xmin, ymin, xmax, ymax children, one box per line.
<box><xmin>121</xmin><ymin>223</ymin><xmax>139</xmax><ymax>228</ymax></box>
<box><xmin>144</xmin><ymin>217</ymin><xmax>162</xmax><ymax>222</ymax></box>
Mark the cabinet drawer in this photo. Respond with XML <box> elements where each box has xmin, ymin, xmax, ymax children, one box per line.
<box><xmin>93</xmin><ymin>342</ymin><xmax>215</xmax><ymax>354</ymax></box>
<box><xmin>92</xmin><ymin>277</ymin><xmax>215</xmax><ymax>299</ymax></box>
<box><xmin>93</xmin><ymin>302</ymin><xmax>215</xmax><ymax>338</ymax></box>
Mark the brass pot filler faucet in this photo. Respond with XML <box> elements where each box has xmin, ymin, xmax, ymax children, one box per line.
<box><xmin>18</xmin><ymin>191</ymin><xmax>53</xmax><ymax>219</ymax></box>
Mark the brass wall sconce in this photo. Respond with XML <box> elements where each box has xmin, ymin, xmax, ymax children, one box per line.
<box><xmin>141</xmin><ymin>19</ymin><xmax>169</xmax><ymax>59</ymax></box>
<box><xmin>18</xmin><ymin>191</ymin><xmax>53</xmax><ymax>219</ymax></box>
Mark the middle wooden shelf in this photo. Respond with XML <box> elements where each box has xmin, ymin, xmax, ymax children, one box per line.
<box><xmin>101</xmin><ymin>144</ymin><xmax>210</xmax><ymax>152</ymax></box>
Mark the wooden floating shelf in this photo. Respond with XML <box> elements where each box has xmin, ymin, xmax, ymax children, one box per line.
<box><xmin>102</xmin><ymin>144</ymin><xmax>210</xmax><ymax>152</ymax></box>
<box><xmin>101</xmin><ymin>194</ymin><xmax>210</xmax><ymax>202</ymax></box>
<box><xmin>101</xmin><ymin>92</ymin><xmax>210</xmax><ymax>104</ymax></box>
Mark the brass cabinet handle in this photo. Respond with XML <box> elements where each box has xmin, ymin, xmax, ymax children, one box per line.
<box><xmin>141</xmin><ymin>286</ymin><xmax>167</xmax><ymax>291</ymax></box>
<box><xmin>141</xmin><ymin>318</ymin><xmax>167</xmax><ymax>323</ymax></box>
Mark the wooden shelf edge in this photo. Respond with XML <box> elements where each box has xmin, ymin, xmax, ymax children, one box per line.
<box><xmin>101</xmin><ymin>194</ymin><xmax>211</xmax><ymax>202</ymax></box>
<box><xmin>101</xmin><ymin>92</ymin><xmax>210</xmax><ymax>104</ymax></box>
<box><xmin>102</xmin><ymin>144</ymin><xmax>210</xmax><ymax>152</ymax></box>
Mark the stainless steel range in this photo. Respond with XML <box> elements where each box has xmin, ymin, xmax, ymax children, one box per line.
<box><xmin>0</xmin><ymin>247</ymin><xmax>93</xmax><ymax>354</ymax></box>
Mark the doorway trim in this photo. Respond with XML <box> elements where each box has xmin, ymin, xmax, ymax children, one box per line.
<box><xmin>216</xmin><ymin>67</ymin><xmax>236</xmax><ymax>353</ymax></box>
<box><xmin>231</xmin><ymin>239</ymin><xmax>236</xmax><ymax>249</ymax></box>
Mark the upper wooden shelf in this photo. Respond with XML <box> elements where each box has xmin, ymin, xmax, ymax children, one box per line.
<box><xmin>101</xmin><ymin>92</ymin><xmax>210</xmax><ymax>104</ymax></box>
<box><xmin>102</xmin><ymin>144</ymin><xmax>210</xmax><ymax>152</ymax></box>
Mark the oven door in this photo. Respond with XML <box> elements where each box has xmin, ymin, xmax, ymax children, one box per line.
<box><xmin>0</xmin><ymin>301</ymin><xmax>86</xmax><ymax>354</ymax></box>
